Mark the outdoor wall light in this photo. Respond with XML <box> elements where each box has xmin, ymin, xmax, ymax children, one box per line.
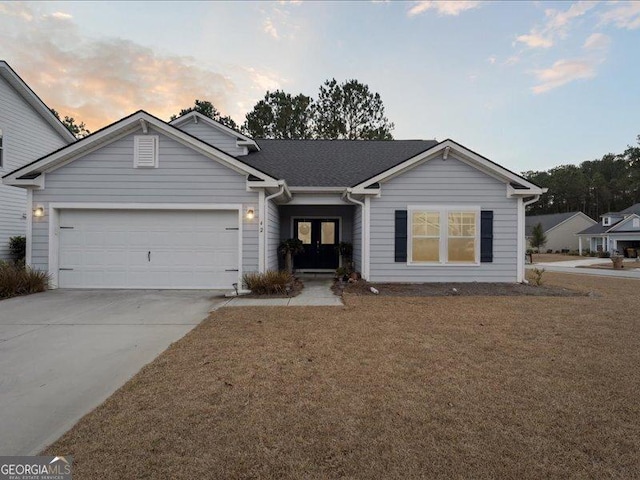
<box><xmin>33</xmin><ymin>206</ymin><xmax>45</xmax><ymax>217</ymax></box>
<box><xmin>246</xmin><ymin>208</ymin><xmax>255</xmax><ymax>220</ymax></box>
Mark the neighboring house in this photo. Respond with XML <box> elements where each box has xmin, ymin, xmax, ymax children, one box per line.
<box><xmin>525</xmin><ymin>212</ymin><xmax>596</xmax><ymax>252</ymax></box>
<box><xmin>576</xmin><ymin>204</ymin><xmax>640</xmax><ymax>257</ymax></box>
<box><xmin>0</xmin><ymin>61</ymin><xmax>76</xmax><ymax>260</ymax></box>
<box><xmin>2</xmin><ymin>110</ymin><xmax>544</xmax><ymax>288</ymax></box>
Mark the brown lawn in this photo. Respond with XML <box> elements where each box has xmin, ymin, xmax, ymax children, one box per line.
<box><xmin>44</xmin><ymin>272</ymin><xmax>640</xmax><ymax>479</ymax></box>
<box><xmin>531</xmin><ymin>253</ymin><xmax>581</xmax><ymax>263</ymax></box>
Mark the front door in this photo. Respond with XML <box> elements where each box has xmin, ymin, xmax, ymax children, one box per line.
<box><xmin>293</xmin><ymin>219</ymin><xmax>339</xmax><ymax>269</ymax></box>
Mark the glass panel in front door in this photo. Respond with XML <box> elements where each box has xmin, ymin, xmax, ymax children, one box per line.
<box><xmin>297</xmin><ymin>221</ymin><xmax>312</xmax><ymax>244</ymax></box>
<box><xmin>321</xmin><ymin>222</ymin><xmax>336</xmax><ymax>245</ymax></box>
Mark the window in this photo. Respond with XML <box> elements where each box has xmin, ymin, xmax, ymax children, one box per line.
<box><xmin>134</xmin><ymin>135</ymin><xmax>158</xmax><ymax>168</ymax></box>
<box><xmin>0</xmin><ymin>127</ymin><xmax>3</xmax><ymax>168</ymax></box>
<box><xmin>409</xmin><ymin>207</ymin><xmax>479</xmax><ymax>264</ymax></box>
<box><xmin>603</xmin><ymin>217</ymin><xmax>611</xmax><ymax>226</ymax></box>
<box><xmin>633</xmin><ymin>218</ymin><xmax>640</xmax><ymax>228</ymax></box>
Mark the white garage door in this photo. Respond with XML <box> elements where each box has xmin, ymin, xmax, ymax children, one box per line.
<box><xmin>57</xmin><ymin>209</ymin><xmax>239</xmax><ymax>289</ymax></box>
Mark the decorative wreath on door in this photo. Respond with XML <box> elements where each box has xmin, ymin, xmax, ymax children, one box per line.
<box><xmin>299</xmin><ymin>223</ymin><xmax>310</xmax><ymax>235</ymax></box>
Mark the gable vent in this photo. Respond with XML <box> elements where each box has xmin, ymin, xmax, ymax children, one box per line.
<box><xmin>134</xmin><ymin>135</ymin><xmax>158</xmax><ymax>168</ymax></box>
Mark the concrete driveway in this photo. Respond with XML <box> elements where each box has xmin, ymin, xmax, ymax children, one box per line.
<box><xmin>0</xmin><ymin>289</ymin><xmax>224</xmax><ymax>455</ymax></box>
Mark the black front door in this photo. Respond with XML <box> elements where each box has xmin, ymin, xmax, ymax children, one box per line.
<box><xmin>293</xmin><ymin>219</ymin><xmax>339</xmax><ymax>269</ymax></box>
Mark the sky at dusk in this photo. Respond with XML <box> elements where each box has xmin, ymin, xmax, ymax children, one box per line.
<box><xmin>0</xmin><ymin>0</ymin><xmax>639</xmax><ymax>173</ymax></box>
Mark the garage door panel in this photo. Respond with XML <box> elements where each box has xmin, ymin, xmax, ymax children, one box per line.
<box><xmin>58</xmin><ymin>209</ymin><xmax>239</xmax><ymax>289</ymax></box>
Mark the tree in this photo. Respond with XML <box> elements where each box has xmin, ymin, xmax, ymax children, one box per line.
<box><xmin>243</xmin><ymin>91</ymin><xmax>314</xmax><ymax>139</ymax></box>
<box><xmin>50</xmin><ymin>109</ymin><xmax>90</xmax><ymax>138</ymax></box>
<box><xmin>312</xmin><ymin>79</ymin><xmax>394</xmax><ymax>140</ymax></box>
<box><xmin>170</xmin><ymin>100</ymin><xmax>239</xmax><ymax>131</ymax></box>
<box><xmin>530</xmin><ymin>223</ymin><xmax>547</xmax><ymax>255</ymax></box>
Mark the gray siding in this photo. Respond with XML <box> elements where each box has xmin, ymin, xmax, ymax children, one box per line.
<box><xmin>369</xmin><ymin>154</ymin><xmax>518</xmax><ymax>282</ymax></box>
<box><xmin>31</xmin><ymin>128</ymin><xmax>259</xmax><ymax>275</ymax></box>
<box><xmin>175</xmin><ymin>118</ymin><xmax>247</xmax><ymax>157</ymax></box>
<box><xmin>266</xmin><ymin>200</ymin><xmax>280</xmax><ymax>271</ymax></box>
<box><xmin>0</xmin><ymin>76</ymin><xmax>69</xmax><ymax>259</ymax></box>
<box><xmin>352</xmin><ymin>204</ymin><xmax>362</xmax><ymax>272</ymax></box>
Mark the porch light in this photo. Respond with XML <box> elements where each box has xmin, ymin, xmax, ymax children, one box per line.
<box><xmin>33</xmin><ymin>206</ymin><xmax>45</xmax><ymax>218</ymax></box>
<box><xmin>246</xmin><ymin>208</ymin><xmax>255</xmax><ymax>220</ymax></box>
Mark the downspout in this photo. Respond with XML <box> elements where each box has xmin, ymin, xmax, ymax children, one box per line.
<box><xmin>344</xmin><ymin>189</ymin><xmax>367</xmax><ymax>280</ymax></box>
<box><xmin>519</xmin><ymin>194</ymin><xmax>541</xmax><ymax>283</ymax></box>
<box><xmin>262</xmin><ymin>182</ymin><xmax>287</xmax><ymax>272</ymax></box>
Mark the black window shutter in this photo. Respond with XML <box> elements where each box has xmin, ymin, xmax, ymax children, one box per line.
<box><xmin>480</xmin><ymin>210</ymin><xmax>493</xmax><ymax>263</ymax></box>
<box><xmin>395</xmin><ymin>210</ymin><xmax>408</xmax><ymax>262</ymax></box>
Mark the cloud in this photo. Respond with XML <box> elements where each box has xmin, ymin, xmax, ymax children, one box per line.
<box><xmin>487</xmin><ymin>55</ymin><xmax>497</xmax><ymax>65</ymax></box>
<box><xmin>408</xmin><ymin>1</ymin><xmax>481</xmax><ymax>17</ymax></box>
<box><xmin>263</xmin><ymin>18</ymin><xmax>279</xmax><ymax>39</ymax></box>
<box><xmin>531</xmin><ymin>33</ymin><xmax>610</xmax><ymax>93</ymax></box>
<box><xmin>0</xmin><ymin>4</ymin><xmax>284</xmax><ymax>130</ymax></box>
<box><xmin>583</xmin><ymin>32</ymin><xmax>611</xmax><ymax>51</ymax></box>
<box><xmin>0</xmin><ymin>2</ymin><xmax>33</xmax><ymax>21</ymax></box>
<box><xmin>600</xmin><ymin>1</ymin><xmax>640</xmax><ymax>30</ymax></box>
<box><xmin>49</xmin><ymin>12</ymin><xmax>72</xmax><ymax>20</ymax></box>
<box><xmin>516</xmin><ymin>1</ymin><xmax>598</xmax><ymax>48</ymax></box>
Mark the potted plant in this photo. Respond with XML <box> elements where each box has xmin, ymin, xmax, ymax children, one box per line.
<box><xmin>336</xmin><ymin>241</ymin><xmax>353</xmax><ymax>271</ymax></box>
<box><xmin>278</xmin><ymin>238</ymin><xmax>304</xmax><ymax>273</ymax></box>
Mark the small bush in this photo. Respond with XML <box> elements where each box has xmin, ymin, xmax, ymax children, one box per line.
<box><xmin>531</xmin><ymin>268</ymin><xmax>545</xmax><ymax>286</ymax></box>
<box><xmin>0</xmin><ymin>262</ymin><xmax>49</xmax><ymax>299</ymax></box>
<box><xmin>243</xmin><ymin>270</ymin><xmax>292</xmax><ymax>295</ymax></box>
<box><xmin>9</xmin><ymin>236</ymin><xmax>26</xmax><ymax>262</ymax></box>
<box><xmin>598</xmin><ymin>250</ymin><xmax>611</xmax><ymax>258</ymax></box>
<box><xmin>546</xmin><ymin>249</ymin><xmax>553</xmax><ymax>254</ymax></box>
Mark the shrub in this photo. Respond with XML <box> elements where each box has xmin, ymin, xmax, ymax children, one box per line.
<box><xmin>546</xmin><ymin>249</ymin><xmax>553</xmax><ymax>254</ymax></box>
<box><xmin>9</xmin><ymin>236</ymin><xmax>26</xmax><ymax>262</ymax></box>
<box><xmin>598</xmin><ymin>250</ymin><xmax>611</xmax><ymax>258</ymax></box>
<box><xmin>243</xmin><ymin>270</ymin><xmax>292</xmax><ymax>295</ymax></box>
<box><xmin>0</xmin><ymin>262</ymin><xmax>49</xmax><ymax>299</ymax></box>
<box><xmin>531</xmin><ymin>267</ymin><xmax>545</xmax><ymax>286</ymax></box>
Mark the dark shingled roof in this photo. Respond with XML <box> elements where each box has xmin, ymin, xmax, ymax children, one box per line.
<box><xmin>241</xmin><ymin>139</ymin><xmax>439</xmax><ymax>187</ymax></box>
<box><xmin>525</xmin><ymin>212</ymin><xmax>586</xmax><ymax>236</ymax></box>
<box><xmin>577</xmin><ymin>222</ymin><xmax>609</xmax><ymax>235</ymax></box>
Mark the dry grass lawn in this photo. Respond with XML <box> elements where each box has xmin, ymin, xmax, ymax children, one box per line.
<box><xmin>44</xmin><ymin>272</ymin><xmax>640</xmax><ymax>479</ymax></box>
<box><xmin>531</xmin><ymin>253</ymin><xmax>581</xmax><ymax>263</ymax></box>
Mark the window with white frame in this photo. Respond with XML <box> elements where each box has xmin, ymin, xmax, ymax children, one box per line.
<box><xmin>409</xmin><ymin>206</ymin><xmax>479</xmax><ymax>264</ymax></box>
<box><xmin>0</xmin><ymin>127</ymin><xmax>4</xmax><ymax>168</ymax></box>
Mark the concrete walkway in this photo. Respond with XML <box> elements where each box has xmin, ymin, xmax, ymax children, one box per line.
<box><xmin>527</xmin><ymin>258</ymin><xmax>640</xmax><ymax>279</ymax></box>
<box><xmin>222</xmin><ymin>277</ymin><xmax>343</xmax><ymax>307</ymax></box>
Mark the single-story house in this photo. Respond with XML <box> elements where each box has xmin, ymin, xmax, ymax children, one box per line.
<box><xmin>525</xmin><ymin>211</ymin><xmax>596</xmax><ymax>252</ymax></box>
<box><xmin>577</xmin><ymin>203</ymin><xmax>640</xmax><ymax>257</ymax></box>
<box><xmin>0</xmin><ymin>61</ymin><xmax>76</xmax><ymax>259</ymax></box>
<box><xmin>2</xmin><ymin>110</ymin><xmax>544</xmax><ymax>288</ymax></box>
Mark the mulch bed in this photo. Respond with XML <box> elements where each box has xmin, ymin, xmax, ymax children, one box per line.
<box><xmin>240</xmin><ymin>276</ymin><xmax>304</xmax><ymax>298</ymax></box>
<box><xmin>335</xmin><ymin>279</ymin><xmax>587</xmax><ymax>297</ymax></box>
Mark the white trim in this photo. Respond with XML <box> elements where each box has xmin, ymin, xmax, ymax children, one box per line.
<box><xmin>517</xmin><ymin>198</ymin><xmax>525</xmax><ymax>282</ymax></box>
<box><xmin>47</xmin><ymin>203</ymin><xmax>244</xmax><ymax>289</ymax></box>
<box><xmin>344</xmin><ymin>191</ymin><xmax>367</xmax><ymax>279</ymax></box>
<box><xmin>26</xmin><ymin>189</ymin><xmax>33</xmax><ymax>266</ymax></box>
<box><xmin>352</xmin><ymin>139</ymin><xmax>544</xmax><ymax>195</ymax></box>
<box><xmin>3</xmin><ymin>111</ymin><xmax>276</xmax><ymax>186</ymax></box>
<box><xmin>288</xmin><ymin>186</ymin><xmax>347</xmax><ymax>193</ymax></box>
<box><xmin>407</xmin><ymin>205</ymin><xmax>481</xmax><ymax>267</ymax></box>
<box><xmin>0</xmin><ymin>61</ymin><xmax>76</xmax><ymax>143</ymax></box>
<box><xmin>608</xmin><ymin>214</ymin><xmax>640</xmax><ymax>232</ymax></box>
<box><xmin>287</xmin><ymin>193</ymin><xmax>351</xmax><ymax>205</ymax></box>
<box><xmin>258</xmin><ymin>189</ymin><xmax>266</xmax><ymax>273</ymax></box>
<box><xmin>133</xmin><ymin>135</ymin><xmax>159</xmax><ymax>168</ymax></box>
<box><xmin>169</xmin><ymin>111</ymin><xmax>259</xmax><ymax>151</ymax></box>
<box><xmin>263</xmin><ymin>185</ymin><xmax>286</xmax><ymax>272</ymax></box>
<box><xmin>364</xmin><ymin>196</ymin><xmax>371</xmax><ymax>279</ymax></box>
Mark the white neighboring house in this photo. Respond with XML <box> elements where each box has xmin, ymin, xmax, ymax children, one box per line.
<box><xmin>525</xmin><ymin>212</ymin><xmax>596</xmax><ymax>252</ymax></box>
<box><xmin>0</xmin><ymin>61</ymin><xmax>76</xmax><ymax>260</ymax></box>
<box><xmin>576</xmin><ymin>204</ymin><xmax>640</xmax><ymax>257</ymax></box>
